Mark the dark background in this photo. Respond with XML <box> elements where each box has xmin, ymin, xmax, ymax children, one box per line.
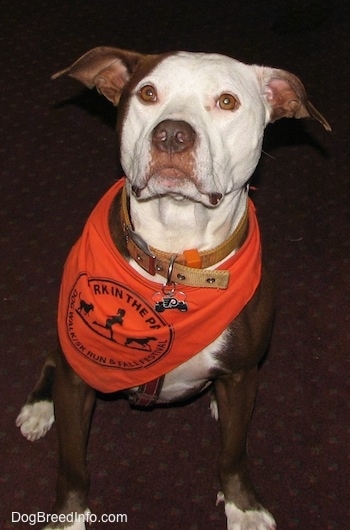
<box><xmin>0</xmin><ymin>1</ymin><xmax>349</xmax><ymax>528</ymax></box>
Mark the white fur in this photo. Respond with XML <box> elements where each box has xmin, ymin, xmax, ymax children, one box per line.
<box><xmin>217</xmin><ymin>494</ymin><xmax>276</xmax><ymax>530</ymax></box>
<box><xmin>43</xmin><ymin>521</ymin><xmax>85</xmax><ymax>530</ymax></box>
<box><xmin>16</xmin><ymin>401</ymin><xmax>54</xmax><ymax>441</ymax></box>
<box><xmin>158</xmin><ymin>330</ymin><xmax>229</xmax><ymax>402</ymax></box>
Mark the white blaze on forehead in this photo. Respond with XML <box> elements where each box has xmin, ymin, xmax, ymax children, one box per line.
<box><xmin>133</xmin><ymin>52</ymin><xmax>263</xmax><ymax>110</ymax></box>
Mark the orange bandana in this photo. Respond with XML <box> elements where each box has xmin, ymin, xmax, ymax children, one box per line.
<box><xmin>57</xmin><ymin>179</ymin><xmax>262</xmax><ymax>393</ymax></box>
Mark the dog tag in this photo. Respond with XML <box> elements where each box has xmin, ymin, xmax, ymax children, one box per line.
<box><xmin>152</xmin><ymin>283</ymin><xmax>188</xmax><ymax>313</ymax></box>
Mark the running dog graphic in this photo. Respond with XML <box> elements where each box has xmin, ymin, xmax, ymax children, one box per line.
<box><xmin>124</xmin><ymin>336</ymin><xmax>157</xmax><ymax>351</ymax></box>
<box><xmin>77</xmin><ymin>293</ymin><xmax>94</xmax><ymax>316</ymax></box>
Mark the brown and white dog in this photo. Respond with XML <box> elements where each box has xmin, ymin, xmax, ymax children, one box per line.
<box><xmin>16</xmin><ymin>48</ymin><xmax>330</xmax><ymax>529</ymax></box>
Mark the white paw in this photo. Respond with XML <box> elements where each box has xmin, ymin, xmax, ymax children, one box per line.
<box><xmin>210</xmin><ymin>395</ymin><xmax>219</xmax><ymax>421</ymax></box>
<box><xmin>42</xmin><ymin>508</ymin><xmax>90</xmax><ymax>529</ymax></box>
<box><xmin>43</xmin><ymin>521</ymin><xmax>86</xmax><ymax>530</ymax></box>
<box><xmin>217</xmin><ymin>493</ymin><xmax>276</xmax><ymax>530</ymax></box>
<box><xmin>225</xmin><ymin>501</ymin><xmax>276</xmax><ymax>530</ymax></box>
<box><xmin>16</xmin><ymin>401</ymin><xmax>54</xmax><ymax>441</ymax></box>
<box><xmin>43</xmin><ymin>521</ymin><xmax>86</xmax><ymax>529</ymax></box>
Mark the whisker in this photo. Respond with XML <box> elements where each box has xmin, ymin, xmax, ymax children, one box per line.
<box><xmin>261</xmin><ymin>150</ymin><xmax>276</xmax><ymax>160</ymax></box>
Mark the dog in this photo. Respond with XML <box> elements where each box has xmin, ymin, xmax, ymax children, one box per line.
<box><xmin>16</xmin><ymin>47</ymin><xmax>330</xmax><ymax>529</ymax></box>
<box><xmin>124</xmin><ymin>336</ymin><xmax>157</xmax><ymax>350</ymax></box>
<box><xmin>77</xmin><ymin>295</ymin><xmax>94</xmax><ymax>316</ymax></box>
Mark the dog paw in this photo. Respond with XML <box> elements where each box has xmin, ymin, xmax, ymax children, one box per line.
<box><xmin>16</xmin><ymin>401</ymin><xmax>54</xmax><ymax>441</ymax></box>
<box><xmin>217</xmin><ymin>494</ymin><xmax>276</xmax><ymax>530</ymax></box>
<box><xmin>42</xmin><ymin>521</ymin><xmax>86</xmax><ymax>529</ymax></box>
<box><xmin>42</xmin><ymin>509</ymin><xmax>90</xmax><ymax>529</ymax></box>
<box><xmin>42</xmin><ymin>520</ymin><xmax>86</xmax><ymax>530</ymax></box>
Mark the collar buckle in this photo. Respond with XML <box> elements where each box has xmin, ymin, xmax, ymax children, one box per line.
<box><xmin>124</xmin><ymin>224</ymin><xmax>157</xmax><ymax>276</ymax></box>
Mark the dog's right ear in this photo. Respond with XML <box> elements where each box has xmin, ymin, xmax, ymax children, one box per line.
<box><xmin>51</xmin><ymin>47</ymin><xmax>145</xmax><ymax>105</ymax></box>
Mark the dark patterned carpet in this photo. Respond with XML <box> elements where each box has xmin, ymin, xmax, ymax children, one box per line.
<box><xmin>0</xmin><ymin>1</ymin><xmax>349</xmax><ymax>529</ymax></box>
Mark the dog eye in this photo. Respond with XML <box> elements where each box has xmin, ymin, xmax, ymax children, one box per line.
<box><xmin>138</xmin><ymin>84</ymin><xmax>158</xmax><ymax>103</ymax></box>
<box><xmin>217</xmin><ymin>93</ymin><xmax>239</xmax><ymax>111</ymax></box>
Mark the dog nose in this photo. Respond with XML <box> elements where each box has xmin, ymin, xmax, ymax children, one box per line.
<box><xmin>152</xmin><ymin>120</ymin><xmax>196</xmax><ymax>154</ymax></box>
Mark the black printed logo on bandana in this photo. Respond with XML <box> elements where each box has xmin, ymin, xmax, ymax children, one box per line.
<box><xmin>66</xmin><ymin>274</ymin><xmax>174</xmax><ymax>370</ymax></box>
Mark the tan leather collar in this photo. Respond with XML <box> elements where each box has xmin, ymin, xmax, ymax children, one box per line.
<box><xmin>121</xmin><ymin>186</ymin><xmax>248</xmax><ymax>289</ymax></box>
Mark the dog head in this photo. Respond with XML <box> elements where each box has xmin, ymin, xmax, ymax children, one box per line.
<box><xmin>53</xmin><ymin>47</ymin><xmax>330</xmax><ymax>208</ymax></box>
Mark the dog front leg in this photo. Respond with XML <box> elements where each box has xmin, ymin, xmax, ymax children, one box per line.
<box><xmin>214</xmin><ymin>369</ymin><xmax>276</xmax><ymax>530</ymax></box>
<box><xmin>45</xmin><ymin>351</ymin><xmax>96</xmax><ymax>530</ymax></box>
<box><xmin>16</xmin><ymin>354</ymin><xmax>56</xmax><ymax>441</ymax></box>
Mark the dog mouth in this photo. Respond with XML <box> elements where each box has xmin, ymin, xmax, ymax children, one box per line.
<box><xmin>151</xmin><ymin>166</ymin><xmax>191</xmax><ymax>186</ymax></box>
<box><xmin>131</xmin><ymin>166</ymin><xmax>223</xmax><ymax>206</ymax></box>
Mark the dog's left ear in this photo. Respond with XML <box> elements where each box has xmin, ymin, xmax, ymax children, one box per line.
<box><xmin>256</xmin><ymin>67</ymin><xmax>331</xmax><ymax>131</ymax></box>
<box><xmin>51</xmin><ymin>46</ymin><xmax>146</xmax><ymax>105</ymax></box>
